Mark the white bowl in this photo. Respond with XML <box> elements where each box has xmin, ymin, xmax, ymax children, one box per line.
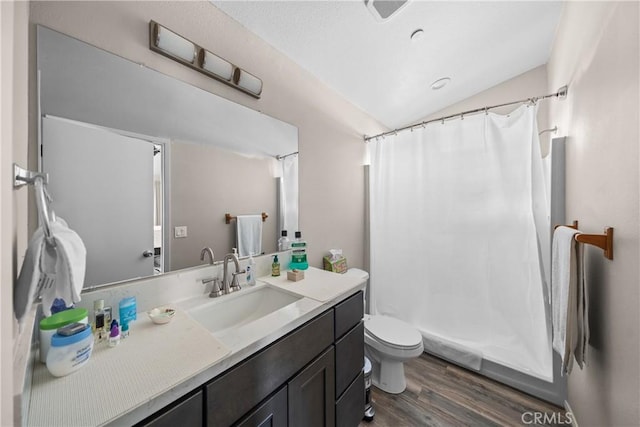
<box><xmin>147</xmin><ymin>307</ymin><xmax>176</xmax><ymax>325</ymax></box>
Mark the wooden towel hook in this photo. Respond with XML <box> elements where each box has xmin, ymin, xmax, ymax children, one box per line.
<box><xmin>557</xmin><ymin>220</ymin><xmax>614</xmax><ymax>260</ymax></box>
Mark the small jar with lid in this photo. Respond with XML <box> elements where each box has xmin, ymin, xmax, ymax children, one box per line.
<box><xmin>39</xmin><ymin>308</ymin><xmax>88</xmax><ymax>363</ymax></box>
<box><xmin>46</xmin><ymin>323</ymin><xmax>94</xmax><ymax>377</ymax></box>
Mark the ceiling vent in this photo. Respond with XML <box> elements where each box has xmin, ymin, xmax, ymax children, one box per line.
<box><xmin>364</xmin><ymin>0</ymin><xmax>409</xmax><ymax>21</ymax></box>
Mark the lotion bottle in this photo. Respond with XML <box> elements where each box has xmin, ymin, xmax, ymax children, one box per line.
<box><xmin>246</xmin><ymin>255</ymin><xmax>257</xmax><ymax>286</ymax></box>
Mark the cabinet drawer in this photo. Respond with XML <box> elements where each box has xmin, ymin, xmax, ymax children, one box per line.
<box><xmin>138</xmin><ymin>390</ymin><xmax>202</xmax><ymax>427</ymax></box>
<box><xmin>334</xmin><ymin>291</ymin><xmax>363</xmax><ymax>340</ymax></box>
<box><xmin>336</xmin><ymin>371</ymin><xmax>365</xmax><ymax>427</ymax></box>
<box><xmin>206</xmin><ymin>309</ymin><xmax>334</xmax><ymax>426</ymax></box>
<box><xmin>236</xmin><ymin>386</ymin><xmax>287</xmax><ymax>427</ymax></box>
<box><xmin>335</xmin><ymin>321</ymin><xmax>364</xmax><ymax>398</ymax></box>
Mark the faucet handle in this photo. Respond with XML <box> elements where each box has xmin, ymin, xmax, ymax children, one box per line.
<box><xmin>229</xmin><ymin>271</ymin><xmax>244</xmax><ymax>293</ymax></box>
<box><xmin>207</xmin><ymin>277</ymin><xmax>224</xmax><ymax>298</ymax></box>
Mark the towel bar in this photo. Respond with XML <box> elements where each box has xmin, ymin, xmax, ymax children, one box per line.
<box><xmin>557</xmin><ymin>220</ymin><xmax>614</xmax><ymax>260</ymax></box>
<box><xmin>225</xmin><ymin>212</ymin><xmax>268</xmax><ymax>224</ymax></box>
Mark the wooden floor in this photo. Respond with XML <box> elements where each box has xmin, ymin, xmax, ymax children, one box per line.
<box><xmin>359</xmin><ymin>353</ymin><xmax>566</xmax><ymax>427</ymax></box>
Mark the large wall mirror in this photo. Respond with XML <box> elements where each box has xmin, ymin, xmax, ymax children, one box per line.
<box><xmin>37</xmin><ymin>26</ymin><xmax>299</xmax><ymax>289</ymax></box>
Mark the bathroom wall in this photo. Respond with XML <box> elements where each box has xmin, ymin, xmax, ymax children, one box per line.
<box><xmin>547</xmin><ymin>2</ymin><xmax>639</xmax><ymax>425</ymax></box>
<box><xmin>1</xmin><ymin>1</ymin><xmax>29</xmax><ymax>424</ymax></box>
<box><xmin>170</xmin><ymin>141</ymin><xmax>278</xmax><ymax>270</ymax></box>
<box><xmin>28</xmin><ymin>0</ymin><xmax>385</xmax><ymax>274</ymax></box>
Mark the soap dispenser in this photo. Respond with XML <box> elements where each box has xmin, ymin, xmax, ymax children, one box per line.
<box><xmin>272</xmin><ymin>255</ymin><xmax>280</xmax><ymax>277</ymax></box>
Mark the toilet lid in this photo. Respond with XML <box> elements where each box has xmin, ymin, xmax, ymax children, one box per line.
<box><xmin>365</xmin><ymin>315</ymin><xmax>422</xmax><ymax>349</ymax></box>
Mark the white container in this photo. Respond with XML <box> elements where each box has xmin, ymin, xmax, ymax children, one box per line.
<box><xmin>46</xmin><ymin>324</ymin><xmax>94</xmax><ymax>377</ymax></box>
<box><xmin>39</xmin><ymin>308</ymin><xmax>88</xmax><ymax>363</ymax></box>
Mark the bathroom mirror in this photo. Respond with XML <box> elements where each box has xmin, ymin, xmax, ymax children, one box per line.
<box><xmin>37</xmin><ymin>26</ymin><xmax>298</xmax><ymax>289</ymax></box>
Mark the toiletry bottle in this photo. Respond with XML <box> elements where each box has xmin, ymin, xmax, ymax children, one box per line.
<box><xmin>108</xmin><ymin>324</ymin><xmax>120</xmax><ymax>347</ymax></box>
<box><xmin>93</xmin><ymin>299</ymin><xmax>106</xmax><ymax>342</ymax></box>
<box><xmin>104</xmin><ymin>306</ymin><xmax>112</xmax><ymax>330</ymax></box>
<box><xmin>290</xmin><ymin>231</ymin><xmax>309</xmax><ymax>270</ymax></box>
<box><xmin>272</xmin><ymin>255</ymin><xmax>280</xmax><ymax>277</ymax></box>
<box><xmin>121</xmin><ymin>322</ymin><xmax>129</xmax><ymax>339</ymax></box>
<box><xmin>246</xmin><ymin>255</ymin><xmax>256</xmax><ymax>285</ymax></box>
<box><xmin>119</xmin><ymin>297</ymin><xmax>137</xmax><ymax>328</ymax></box>
<box><xmin>278</xmin><ymin>230</ymin><xmax>290</xmax><ymax>251</ymax></box>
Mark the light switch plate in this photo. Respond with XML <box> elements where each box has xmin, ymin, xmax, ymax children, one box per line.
<box><xmin>174</xmin><ymin>226</ymin><xmax>188</xmax><ymax>238</ymax></box>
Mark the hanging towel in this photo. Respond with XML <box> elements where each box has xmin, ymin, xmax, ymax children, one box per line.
<box><xmin>14</xmin><ymin>217</ymin><xmax>86</xmax><ymax>323</ymax></box>
<box><xmin>14</xmin><ymin>227</ymin><xmax>46</xmax><ymax>325</ymax></box>
<box><xmin>574</xmin><ymin>241</ymin><xmax>589</xmax><ymax>369</ymax></box>
<box><xmin>40</xmin><ymin>217</ymin><xmax>86</xmax><ymax>317</ymax></box>
<box><xmin>551</xmin><ymin>225</ymin><xmax>587</xmax><ymax>375</ymax></box>
<box><xmin>236</xmin><ymin>215</ymin><xmax>262</xmax><ymax>257</ymax></box>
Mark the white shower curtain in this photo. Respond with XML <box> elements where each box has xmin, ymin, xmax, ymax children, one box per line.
<box><xmin>369</xmin><ymin>105</ymin><xmax>552</xmax><ymax>381</ymax></box>
<box><xmin>279</xmin><ymin>154</ymin><xmax>299</xmax><ymax>235</ymax></box>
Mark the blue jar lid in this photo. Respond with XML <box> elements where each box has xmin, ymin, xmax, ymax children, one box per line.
<box><xmin>51</xmin><ymin>324</ymin><xmax>92</xmax><ymax>347</ymax></box>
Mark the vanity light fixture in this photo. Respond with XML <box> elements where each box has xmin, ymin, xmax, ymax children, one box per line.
<box><xmin>150</xmin><ymin>22</ymin><xmax>196</xmax><ymax>64</ymax></box>
<box><xmin>199</xmin><ymin>49</ymin><xmax>234</xmax><ymax>81</ymax></box>
<box><xmin>234</xmin><ymin>68</ymin><xmax>263</xmax><ymax>96</ymax></box>
<box><xmin>149</xmin><ymin>20</ymin><xmax>263</xmax><ymax>98</ymax></box>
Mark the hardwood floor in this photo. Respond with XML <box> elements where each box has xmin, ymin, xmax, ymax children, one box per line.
<box><xmin>359</xmin><ymin>353</ymin><xmax>566</xmax><ymax>427</ymax></box>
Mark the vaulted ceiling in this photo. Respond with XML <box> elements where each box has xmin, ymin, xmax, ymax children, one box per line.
<box><xmin>212</xmin><ymin>1</ymin><xmax>563</xmax><ymax>129</ymax></box>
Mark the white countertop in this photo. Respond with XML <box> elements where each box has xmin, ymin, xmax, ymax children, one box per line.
<box><xmin>26</xmin><ymin>267</ymin><xmax>364</xmax><ymax>427</ymax></box>
<box><xmin>260</xmin><ymin>267</ymin><xmax>361</xmax><ymax>302</ymax></box>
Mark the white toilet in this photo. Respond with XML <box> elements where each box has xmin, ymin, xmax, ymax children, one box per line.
<box><xmin>344</xmin><ymin>268</ymin><xmax>424</xmax><ymax>394</ymax></box>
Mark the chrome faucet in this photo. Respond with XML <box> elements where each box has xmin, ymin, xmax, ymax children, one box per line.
<box><xmin>200</xmin><ymin>247</ymin><xmax>215</xmax><ymax>265</ymax></box>
<box><xmin>222</xmin><ymin>253</ymin><xmax>245</xmax><ymax>294</ymax></box>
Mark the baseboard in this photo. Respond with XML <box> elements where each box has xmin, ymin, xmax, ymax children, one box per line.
<box><xmin>564</xmin><ymin>400</ymin><xmax>578</xmax><ymax>427</ymax></box>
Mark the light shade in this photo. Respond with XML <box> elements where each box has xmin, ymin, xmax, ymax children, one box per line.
<box><xmin>149</xmin><ymin>20</ymin><xmax>262</xmax><ymax>98</ymax></box>
<box><xmin>201</xmin><ymin>50</ymin><xmax>233</xmax><ymax>81</ymax></box>
<box><xmin>234</xmin><ymin>68</ymin><xmax>263</xmax><ymax>96</ymax></box>
<box><xmin>154</xmin><ymin>23</ymin><xmax>195</xmax><ymax>63</ymax></box>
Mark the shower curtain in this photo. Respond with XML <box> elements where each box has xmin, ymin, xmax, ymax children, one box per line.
<box><xmin>279</xmin><ymin>154</ymin><xmax>299</xmax><ymax>235</ymax></box>
<box><xmin>369</xmin><ymin>105</ymin><xmax>552</xmax><ymax>381</ymax></box>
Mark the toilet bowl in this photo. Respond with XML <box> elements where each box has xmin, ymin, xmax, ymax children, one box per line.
<box><xmin>344</xmin><ymin>269</ymin><xmax>425</xmax><ymax>394</ymax></box>
<box><xmin>364</xmin><ymin>314</ymin><xmax>424</xmax><ymax>394</ymax></box>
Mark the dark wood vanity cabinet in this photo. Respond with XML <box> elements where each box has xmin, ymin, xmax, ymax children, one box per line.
<box><xmin>137</xmin><ymin>291</ymin><xmax>364</xmax><ymax>427</ymax></box>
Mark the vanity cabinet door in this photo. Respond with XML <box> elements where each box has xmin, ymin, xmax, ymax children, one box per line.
<box><xmin>288</xmin><ymin>347</ymin><xmax>336</xmax><ymax>427</ymax></box>
<box><xmin>138</xmin><ymin>390</ymin><xmax>203</xmax><ymax>427</ymax></box>
<box><xmin>236</xmin><ymin>386</ymin><xmax>287</xmax><ymax>427</ymax></box>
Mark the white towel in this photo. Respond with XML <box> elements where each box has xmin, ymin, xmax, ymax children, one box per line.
<box><xmin>14</xmin><ymin>227</ymin><xmax>46</xmax><ymax>325</ymax></box>
<box><xmin>236</xmin><ymin>215</ymin><xmax>263</xmax><ymax>258</ymax></box>
<box><xmin>14</xmin><ymin>217</ymin><xmax>86</xmax><ymax>323</ymax></box>
<box><xmin>40</xmin><ymin>217</ymin><xmax>86</xmax><ymax>317</ymax></box>
<box><xmin>552</xmin><ymin>225</ymin><xmax>587</xmax><ymax>375</ymax></box>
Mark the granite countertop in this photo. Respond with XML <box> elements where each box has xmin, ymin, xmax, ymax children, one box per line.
<box><xmin>26</xmin><ymin>267</ymin><xmax>363</xmax><ymax>426</ymax></box>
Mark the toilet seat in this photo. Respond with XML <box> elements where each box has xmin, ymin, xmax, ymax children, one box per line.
<box><xmin>365</xmin><ymin>315</ymin><xmax>423</xmax><ymax>350</ymax></box>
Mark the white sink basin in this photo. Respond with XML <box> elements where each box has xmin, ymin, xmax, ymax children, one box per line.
<box><xmin>187</xmin><ymin>285</ymin><xmax>303</xmax><ymax>337</ymax></box>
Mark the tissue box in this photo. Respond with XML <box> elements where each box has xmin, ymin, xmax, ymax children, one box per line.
<box><xmin>287</xmin><ymin>269</ymin><xmax>305</xmax><ymax>281</ymax></box>
<box><xmin>323</xmin><ymin>255</ymin><xmax>348</xmax><ymax>274</ymax></box>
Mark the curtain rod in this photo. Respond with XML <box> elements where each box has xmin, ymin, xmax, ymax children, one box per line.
<box><xmin>276</xmin><ymin>151</ymin><xmax>299</xmax><ymax>160</ymax></box>
<box><xmin>364</xmin><ymin>85</ymin><xmax>568</xmax><ymax>142</ymax></box>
